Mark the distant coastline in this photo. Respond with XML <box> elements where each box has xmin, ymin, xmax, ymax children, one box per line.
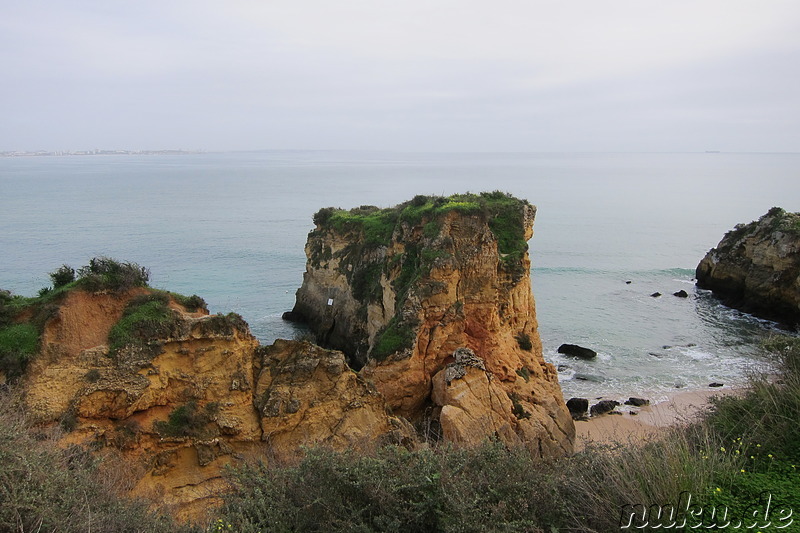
<box><xmin>0</xmin><ymin>149</ymin><xmax>202</xmax><ymax>158</ymax></box>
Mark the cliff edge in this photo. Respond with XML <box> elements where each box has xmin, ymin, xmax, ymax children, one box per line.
<box><xmin>0</xmin><ymin>259</ymin><xmax>404</xmax><ymax>522</ymax></box>
<box><xmin>289</xmin><ymin>192</ymin><xmax>574</xmax><ymax>456</ymax></box>
<box><xmin>696</xmin><ymin>207</ymin><xmax>800</xmax><ymax>326</ymax></box>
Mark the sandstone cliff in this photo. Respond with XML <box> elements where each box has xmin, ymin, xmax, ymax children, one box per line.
<box><xmin>290</xmin><ymin>193</ymin><xmax>575</xmax><ymax>456</ymax></box>
<box><xmin>696</xmin><ymin>207</ymin><xmax>800</xmax><ymax>326</ymax></box>
<box><xmin>1</xmin><ymin>259</ymin><xmax>402</xmax><ymax>522</ymax></box>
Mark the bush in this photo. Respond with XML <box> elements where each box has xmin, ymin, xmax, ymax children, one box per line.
<box><xmin>108</xmin><ymin>293</ymin><xmax>179</xmax><ymax>357</ymax></box>
<box><xmin>153</xmin><ymin>401</ymin><xmax>219</xmax><ymax>439</ymax></box>
<box><xmin>0</xmin><ymin>323</ymin><xmax>40</xmax><ymax>378</ymax></box>
<box><xmin>372</xmin><ymin>316</ymin><xmax>417</xmax><ymax>360</ymax></box>
<box><xmin>169</xmin><ymin>292</ymin><xmax>207</xmax><ymax>313</ymax></box>
<box><xmin>49</xmin><ymin>264</ymin><xmax>76</xmax><ymax>288</ymax></box>
<box><xmin>515</xmin><ymin>332</ymin><xmax>533</xmax><ymax>351</ymax></box>
<box><xmin>0</xmin><ymin>390</ymin><xmax>185</xmax><ymax>532</ymax></box>
<box><xmin>218</xmin><ymin>442</ymin><xmax>570</xmax><ymax>532</ymax></box>
<box><xmin>77</xmin><ymin>257</ymin><xmax>150</xmax><ymax>292</ymax></box>
<box><xmin>313</xmin><ymin>207</ymin><xmax>336</xmax><ymax>226</ymax></box>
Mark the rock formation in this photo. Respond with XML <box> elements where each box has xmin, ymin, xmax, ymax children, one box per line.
<box><xmin>696</xmin><ymin>207</ymin><xmax>800</xmax><ymax>326</ymax></box>
<box><xmin>289</xmin><ymin>192</ymin><xmax>575</xmax><ymax>456</ymax></box>
<box><xmin>1</xmin><ymin>262</ymin><xmax>403</xmax><ymax>523</ymax></box>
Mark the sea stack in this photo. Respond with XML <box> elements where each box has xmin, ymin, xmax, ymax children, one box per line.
<box><xmin>696</xmin><ymin>207</ymin><xmax>800</xmax><ymax>326</ymax></box>
<box><xmin>289</xmin><ymin>192</ymin><xmax>575</xmax><ymax>456</ymax></box>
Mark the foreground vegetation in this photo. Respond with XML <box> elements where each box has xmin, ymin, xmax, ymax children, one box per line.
<box><xmin>1</xmin><ymin>336</ymin><xmax>797</xmax><ymax>531</ymax></box>
<box><xmin>215</xmin><ymin>336</ymin><xmax>800</xmax><ymax>532</ymax></box>
<box><xmin>0</xmin><ymin>391</ymin><xmax>189</xmax><ymax>533</ymax></box>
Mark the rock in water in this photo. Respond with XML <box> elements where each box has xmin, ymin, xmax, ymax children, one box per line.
<box><xmin>557</xmin><ymin>343</ymin><xmax>598</xmax><ymax>359</ymax></box>
<box><xmin>696</xmin><ymin>207</ymin><xmax>800</xmax><ymax>326</ymax></box>
<box><xmin>289</xmin><ymin>193</ymin><xmax>575</xmax><ymax>456</ymax></box>
<box><xmin>673</xmin><ymin>290</ymin><xmax>689</xmax><ymax>298</ymax></box>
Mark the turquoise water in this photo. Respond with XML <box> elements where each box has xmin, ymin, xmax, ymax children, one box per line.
<box><xmin>2</xmin><ymin>151</ymin><xmax>798</xmax><ymax>401</ymax></box>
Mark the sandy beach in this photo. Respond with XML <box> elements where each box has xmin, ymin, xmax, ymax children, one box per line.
<box><xmin>574</xmin><ymin>386</ymin><xmax>742</xmax><ymax>450</ymax></box>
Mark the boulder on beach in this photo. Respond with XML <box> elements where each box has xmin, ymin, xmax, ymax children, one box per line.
<box><xmin>624</xmin><ymin>397</ymin><xmax>650</xmax><ymax>407</ymax></box>
<box><xmin>590</xmin><ymin>400</ymin><xmax>620</xmax><ymax>417</ymax></box>
<box><xmin>709</xmin><ymin>382</ymin><xmax>724</xmax><ymax>388</ymax></box>
<box><xmin>557</xmin><ymin>343</ymin><xmax>597</xmax><ymax>360</ymax></box>
<box><xmin>566</xmin><ymin>398</ymin><xmax>589</xmax><ymax>420</ymax></box>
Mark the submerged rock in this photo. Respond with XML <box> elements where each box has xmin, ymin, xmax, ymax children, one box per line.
<box><xmin>696</xmin><ymin>207</ymin><xmax>800</xmax><ymax>326</ymax></box>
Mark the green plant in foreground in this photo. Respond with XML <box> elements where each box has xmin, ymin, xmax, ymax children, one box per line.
<box><xmin>0</xmin><ymin>323</ymin><xmax>40</xmax><ymax>378</ymax></box>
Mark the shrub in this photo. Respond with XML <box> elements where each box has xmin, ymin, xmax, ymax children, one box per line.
<box><xmin>0</xmin><ymin>323</ymin><xmax>40</xmax><ymax>378</ymax></box>
<box><xmin>108</xmin><ymin>293</ymin><xmax>179</xmax><ymax>357</ymax></box>
<box><xmin>515</xmin><ymin>332</ymin><xmax>533</xmax><ymax>351</ymax></box>
<box><xmin>153</xmin><ymin>401</ymin><xmax>219</xmax><ymax>439</ymax></box>
<box><xmin>0</xmin><ymin>389</ymin><xmax>185</xmax><ymax>532</ymax></box>
<box><xmin>49</xmin><ymin>264</ymin><xmax>76</xmax><ymax>288</ymax></box>
<box><xmin>218</xmin><ymin>442</ymin><xmax>570</xmax><ymax>532</ymax></box>
<box><xmin>84</xmin><ymin>369</ymin><xmax>102</xmax><ymax>382</ymax></box>
<box><xmin>77</xmin><ymin>257</ymin><xmax>150</xmax><ymax>292</ymax></box>
<box><xmin>169</xmin><ymin>292</ymin><xmax>207</xmax><ymax>313</ymax></box>
<box><xmin>372</xmin><ymin>316</ymin><xmax>417</xmax><ymax>360</ymax></box>
<box><xmin>313</xmin><ymin>207</ymin><xmax>336</xmax><ymax>226</ymax></box>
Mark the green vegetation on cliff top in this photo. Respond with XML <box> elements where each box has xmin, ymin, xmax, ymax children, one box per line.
<box><xmin>312</xmin><ymin>191</ymin><xmax>531</xmax><ymax>260</ymax></box>
<box><xmin>0</xmin><ymin>258</ymin><xmax>206</xmax><ymax>378</ymax></box>
<box><xmin>722</xmin><ymin>207</ymin><xmax>800</xmax><ymax>244</ymax></box>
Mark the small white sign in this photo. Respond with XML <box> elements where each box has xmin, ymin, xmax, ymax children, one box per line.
<box><xmin>327</xmin><ymin>298</ymin><xmax>334</xmax><ymax>306</ymax></box>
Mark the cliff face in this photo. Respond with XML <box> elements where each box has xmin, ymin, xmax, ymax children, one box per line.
<box><xmin>291</xmin><ymin>193</ymin><xmax>574</xmax><ymax>456</ymax></box>
<box><xmin>696</xmin><ymin>207</ymin><xmax>800</xmax><ymax>326</ymax></box>
<box><xmin>10</xmin><ymin>283</ymin><xmax>400</xmax><ymax>522</ymax></box>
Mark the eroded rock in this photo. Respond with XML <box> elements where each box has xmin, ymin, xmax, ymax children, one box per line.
<box><xmin>290</xmin><ymin>193</ymin><xmax>575</xmax><ymax>455</ymax></box>
<box><xmin>696</xmin><ymin>207</ymin><xmax>800</xmax><ymax>325</ymax></box>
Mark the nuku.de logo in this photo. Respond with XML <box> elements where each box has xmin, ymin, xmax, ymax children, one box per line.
<box><xmin>619</xmin><ymin>491</ymin><xmax>794</xmax><ymax>529</ymax></box>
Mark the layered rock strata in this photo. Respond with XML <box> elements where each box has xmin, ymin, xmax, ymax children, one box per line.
<box><xmin>10</xmin><ymin>286</ymin><xmax>400</xmax><ymax>522</ymax></box>
<box><xmin>696</xmin><ymin>207</ymin><xmax>800</xmax><ymax>326</ymax></box>
<box><xmin>290</xmin><ymin>193</ymin><xmax>575</xmax><ymax>456</ymax></box>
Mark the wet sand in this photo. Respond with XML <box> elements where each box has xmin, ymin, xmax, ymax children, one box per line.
<box><xmin>574</xmin><ymin>387</ymin><xmax>741</xmax><ymax>450</ymax></box>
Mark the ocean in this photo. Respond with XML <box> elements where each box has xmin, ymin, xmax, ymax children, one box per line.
<box><xmin>2</xmin><ymin>151</ymin><xmax>798</xmax><ymax>402</ymax></box>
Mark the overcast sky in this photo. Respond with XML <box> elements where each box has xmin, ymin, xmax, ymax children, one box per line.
<box><xmin>2</xmin><ymin>1</ymin><xmax>799</xmax><ymax>152</ymax></box>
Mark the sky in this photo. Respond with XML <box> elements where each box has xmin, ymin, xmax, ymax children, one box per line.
<box><xmin>2</xmin><ymin>1</ymin><xmax>799</xmax><ymax>152</ymax></box>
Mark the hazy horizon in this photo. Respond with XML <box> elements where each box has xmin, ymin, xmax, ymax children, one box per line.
<box><xmin>3</xmin><ymin>1</ymin><xmax>799</xmax><ymax>153</ymax></box>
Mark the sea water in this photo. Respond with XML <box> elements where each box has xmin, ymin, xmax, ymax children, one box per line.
<box><xmin>2</xmin><ymin>151</ymin><xmax>798</xmax><ymax>401</ymax></box>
